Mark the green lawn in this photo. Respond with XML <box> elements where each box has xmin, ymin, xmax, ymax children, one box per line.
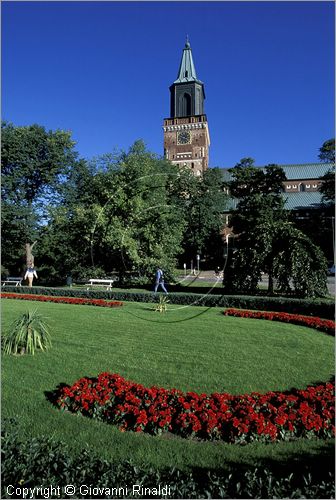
<box><xmin>1</xmin><ymin>298</ymin><xmax>334</xmax><ymax>472</ymax></box>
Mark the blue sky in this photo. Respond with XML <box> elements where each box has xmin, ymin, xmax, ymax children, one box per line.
<box><xmin>2</xmin><ymin>1</ymin><xmax>335</xmax><ymax>167</ymax></box>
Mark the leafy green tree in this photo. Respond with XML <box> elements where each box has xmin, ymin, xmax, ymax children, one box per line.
<box><xmin>318</xmin><ymin>138</ymin><xmax>335</xmax><ymax>163</ymax></box>
<box><xmin>318</xmin><ymin>138</ymin><xmax>335</xmax><ymax>203</ymax></box>
<box><xmin>42</xmin><ymin>141</ymin><xmax>186</xmax><ymax>282</ymax></box>
<box><xmin>1</xmin><ymin>122</ymin><xmax>79</xmax><ymax>274</ymax></box>
<box><xmin>224</xmin><ymin>159</ymin><xmax>328</xmax><ymax>297</ymax></box>
<box><xmin>224</xmin><ymin>160</ymin><xmax>287</xmax><ymax>293</ymax></box>
<box><xmin>319</xmin><ymin>167</ymin><xmax>335</xmax><ymax>203</ymax></box>
<box><xmin>176</xmin><ymin>167</ymin><xmax>228</xmax><ymax>268</ymax></box>
<box><xmin>272</xmin><ymin>222</ymin><xmax>327</xmax><ymax>297</ymax></box>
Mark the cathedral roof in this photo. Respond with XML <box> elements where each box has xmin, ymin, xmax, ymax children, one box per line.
<box><xmin>223</xmin><ymin>191</ymin><xmax>326</xmax><ymax>212</ymax></box>
<box><xmin>220</xmin><ymin>163</ymin><xmax>334</xmax><ymax>211</ymax></box>
<box><xmin>174</xmin><ymin>39</ymin><xmax>203</xmax><ymax>84</ymax></box>
<box><xmin>221</xmin><ymin>163</ymin><xmax>333</xmax><ymax>181</ymax></box>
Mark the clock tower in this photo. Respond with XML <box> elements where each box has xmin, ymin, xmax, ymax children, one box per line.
<box><xmin>163</xmin><ymin>39</ymin><xmax>210</xmax><ymax>176</ymax></box>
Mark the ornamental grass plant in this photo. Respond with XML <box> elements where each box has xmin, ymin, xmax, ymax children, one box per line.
<box><xmin>154</xmin><ymin>295</ymin><xmax>169</xmax><ymax>313</ymax></box>
<box><xmin>2</xmin><ymin>309</ymin><xmax>51</xmax><ymax>355</ymax></box>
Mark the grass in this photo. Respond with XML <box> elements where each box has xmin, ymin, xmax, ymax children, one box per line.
<box><xmin>1</xmin><ymin>298</ymin><xmax>334</xmax><ymax>472</ymax></box>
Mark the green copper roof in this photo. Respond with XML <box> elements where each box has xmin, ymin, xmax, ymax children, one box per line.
<box><xmin>221</xmin><ymin>163</ymin><xmax>333</xmax><ymax>181</ymax></box>
<box><xmin>223</xmin><ymin>191</ymin><xmax>325</xmax><ymax>212</ymax></box>
<box><xmin>174</xmin><ymin>39</ymin><xmax>202</xmax><ymax>84</ymax></box>
<box><xmin>274</xmin><ymin>163</ymin><xmax>333</xmax><ymax>180</ymax></box>
<box><xmin>283</xmin><ymin>191</ymin><xmax>324</xmax><ymax>210</ymax></box>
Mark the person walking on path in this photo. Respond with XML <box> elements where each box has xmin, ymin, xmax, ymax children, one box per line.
<box><xmin>154</xmin><ymin>267</ymin><xmax>168</xmax><ymax>294</ymax></box>
<box><xmin>25</xmin><ymin>265</ymin><xmax>38</xmax><ymax>287</ymax></box>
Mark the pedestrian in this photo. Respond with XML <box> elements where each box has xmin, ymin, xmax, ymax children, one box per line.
<box><xmin>154</xmin><ymin>267</ymin><xmax>168</xmax><ymax>294</ymax></box>
<box><xmin>25</xmin><ymin>264</ymin><xmax>38</xmax><ymax>287</ymax></box>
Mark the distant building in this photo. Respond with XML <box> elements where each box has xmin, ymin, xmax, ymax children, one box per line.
<box><xmin>221</xmin><ymin>163</ymin><xmax>333</xmax><ymax>214</ymax></box>
<box><xmin>163</xmin><ymin>40</ymin><xmax>334</xmax><ymax>215</ymax></box>
<box><xmin>163</xmin><ymin>38</ymin><xmax>210</xmax><ymax>176</ymax></box>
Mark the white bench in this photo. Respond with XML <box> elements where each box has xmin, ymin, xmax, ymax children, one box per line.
<box><xmin>1</xmin><ymin>277</ymin><xmax>23</xmax><ymax>287</ymax></box>
<box><xmin>86</xmin><ymin>279</ymin><xmax>114</xmax><ymax>291</ymax></box>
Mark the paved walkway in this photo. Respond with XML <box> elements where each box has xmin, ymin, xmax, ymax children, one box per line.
<box><xmin>179</xmin><ymin>270</ymin><xmax>335</xmax><ymax>296</ymax></box>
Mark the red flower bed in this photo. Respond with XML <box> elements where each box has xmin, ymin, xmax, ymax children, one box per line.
<box><xmin>56</xmin><ymin>373</ymin><xmax>335</xmax><ymax>444</ymax></box>
<box><xmin>1</xmin><ymin>293</ymin><xmax>123</xmax><ymax>308</ymax></box>
<box><xmin>223</xmin><ymin>308</ymin><xmax>335</xmax><ymax>336</ymax></box>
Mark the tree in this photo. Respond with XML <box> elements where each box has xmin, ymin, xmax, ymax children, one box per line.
<box><xmin>318</xmin><ymin>138</ymin><xmax>335</xmax><ymax>163</ymax></box>
<box><xmin>1</xmin><ymin>122</ymin><xmax>79</xmax><ymax>274</ymax></box>
<box><xmin>224</xmin><ymin>159</ymin><xmax>328</xmax><ymax>297</ymax></box>
<box><xmin>318</xmin><ymin>138</ymin><xmax>335</xmax><ymax>203</ymax></box>
<box><xmin>176</xmin><ymin>167</ymin><xmax>228</xmax><ymax>268</ymax></box>
<box><xmin>272</xmin><ymin>222</ymin><xmax>327</xmax><ymax>298</ymax></box>
<box><xmin>41</xmin><ymin>141</ymin><xmax>187</xmax><ymax>282</ymax></box>
<box><xmin>319</xmin><ymin>167</ymin><xmax>335</xmax><ymax>203</ymax></box>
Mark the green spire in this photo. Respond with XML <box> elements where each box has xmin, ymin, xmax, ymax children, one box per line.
<box><xmin>174</xmin><ymin>38</ymin><xmax>201</xmax><ymax>84</ymax></box>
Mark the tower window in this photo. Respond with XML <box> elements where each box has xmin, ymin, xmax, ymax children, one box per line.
<box><xmin>185</xmin><ymin>70</ymin><xmax>188</xmax><ymax>77</ymax></box>
<box><xmin>179</xmin><ymin>93</ymin><xmax>191</xmax><ymax>116</ymax></box>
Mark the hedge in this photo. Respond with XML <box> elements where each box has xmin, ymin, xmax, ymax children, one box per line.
<box><xmin>2</xmin><ymin>286</ymin><xmax>334</xmax><ymax>318</ymax></box>
<box><xmin>2</xmin><ymin>420</ymin><xmax>334</xmax><ymax>499</ymax></box>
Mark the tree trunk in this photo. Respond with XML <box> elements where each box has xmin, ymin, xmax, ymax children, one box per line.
<box><xmin>25</xmin><ymin>241</ymin><xmax>37</xmax><ymax>267</ymax></box>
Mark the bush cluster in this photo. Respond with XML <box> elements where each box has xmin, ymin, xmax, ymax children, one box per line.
<box><xmin>56</xmin><ymin>372</ymin><xmax>335</xmax><ymax>444</ymax></box>
<box><xmin>224</xmin><ymin>308</ymin><xmax>335</xmax><ymax>336</ymax></box>
<box><xmin>2</xmin><ymin>420</ymin><xmax>334</xmax><ymax>499</ymax></box>
<box><xmin>2</xmin><ymin>286</ymin><xmax>334</xmax><ymax>318</ymax></box>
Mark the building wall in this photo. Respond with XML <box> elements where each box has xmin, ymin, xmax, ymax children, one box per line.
<box><xmin>163</xmin><ymin>115</ymin><xmax>210</xmax><ymax>176</ymax></box>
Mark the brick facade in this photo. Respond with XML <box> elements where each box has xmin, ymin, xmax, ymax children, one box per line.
<box><xmin>163</xmin><ymin>115</ymin><xmax>210</xmax><ymax>176</ymax></box>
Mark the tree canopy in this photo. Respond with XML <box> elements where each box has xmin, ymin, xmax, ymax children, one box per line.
<box><xmin>224</xmin><ymin>159</ymin><xmax>328</xmax><ymax>297</ymax></box>
<box><xmin>1</xmin><ymin>122</ymin><xmax>79</xmax><ymax>274</ymax></box>
<box><xmin>318</xmin><ymin>138</ymin><xmax>335</xmax><ymax>163</ymax></box>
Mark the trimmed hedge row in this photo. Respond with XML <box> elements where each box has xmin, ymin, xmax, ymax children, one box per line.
<box><xmin>2</xmin><ymin>285</ymin><xmax>334</xmax><ymax>318</ymax></box>
<box><xmin>2</xmin><ymin>420</ymin><xmax>334</xmax><ymax>499</ymax></box>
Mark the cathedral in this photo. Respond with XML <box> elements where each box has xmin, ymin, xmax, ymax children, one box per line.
<box><xmin>163</xmin><ymin>40</ymin><xmax>333</xmax><ymax>216</ymax></box>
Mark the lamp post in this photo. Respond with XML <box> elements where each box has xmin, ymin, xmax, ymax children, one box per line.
<box><xmin>223</xmin><ymin>233</ymin><xmax>230</xmax><ymax>281</ymax></box>
<box><xmin>332</xmin><ymin>216</ymin><xmax>335</xmax><ymax>260</ymax></box>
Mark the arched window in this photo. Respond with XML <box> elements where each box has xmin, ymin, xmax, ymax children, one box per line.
<box><xmin>179</xmin><ymin>93</ymin><xmax>191</xmax><ymax>116</ymax></box>
<box><xmin>299</xmin><ymin>183</ymin><xmax>305</xmax><ymax>192</ymax></box>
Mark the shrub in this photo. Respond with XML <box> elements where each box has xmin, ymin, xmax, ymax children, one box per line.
<box><xmin>2</xmin><ymin>286</ymin><xmax>334</xmax><ymax>318</ymax></box>
<box><xmin>2</xmin><ymin>310</ymin><xmax>51</xmax><ymax>355</ymax></box>
<box><xmin>2</xmin><ymin>419</ymin><xmax>334</xmax><ymax>499</ymax></box>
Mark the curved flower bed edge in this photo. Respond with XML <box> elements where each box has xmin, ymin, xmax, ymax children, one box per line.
<box><xmin>56</xmin><ymin>372</ymin><xmax>334</xmax><ymax>444</ymax></box>
<box><xmin>19</xmin><ymin>298</ymin><xmax>331</xmax><ymax>444</ymax></box>
<box><xmin>1</xmin><ymin>292</ymin><xmax>123</xmax><ymax>308</ymax></box>
<box><xmin>223</xmin><ymin>308</ymin><xmax>335</xmax><ymax>336</ymax></box>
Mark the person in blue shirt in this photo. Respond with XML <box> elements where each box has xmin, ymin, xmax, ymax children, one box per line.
<box><xmin>154</xmin><ymin>267</ymin><xmax>168</xmax><ymax>294</ymax></box>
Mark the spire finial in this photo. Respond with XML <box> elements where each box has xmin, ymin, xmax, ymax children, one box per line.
<box><xmin>185</xmin><ymin>35</ymin><xmax>190</xmax><ymax>48</ymax></box>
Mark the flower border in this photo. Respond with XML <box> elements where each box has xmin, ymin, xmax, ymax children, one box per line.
<box><xmin>1</xmin><ymin>293</ymin><xmax>123</xmax><ymax>308</ymax></box>
<box><xmin>55</xmin><ymin>309</ymin><xmax>334</xmax><ymax>444</ymax></box>
<box><xmin>223</xmin><ymin>308</ymin><xmax>335</xmax><ymax>336</ymax></box>
<box><xmin>56</xmin><ymin>373</ymin><xmax>334</xmax><ymax>444</ymax></box>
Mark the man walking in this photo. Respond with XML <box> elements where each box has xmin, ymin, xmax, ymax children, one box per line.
<box><xmin>154</xmin><ymin>267</ymin><xmax>168</xmax><ymax>294</ymax></box>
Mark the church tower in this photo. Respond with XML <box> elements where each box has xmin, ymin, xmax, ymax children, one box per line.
<box><xmin>163</xmin><ymin>39</ymin><xmax>210</xmax><ymax>176</ymax></box>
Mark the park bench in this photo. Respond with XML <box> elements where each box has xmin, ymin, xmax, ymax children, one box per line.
<box><xmin>1</xmin><ymin>277</ymin><xmax>23</xmax><ymax>287</ymax></box>
<box><xmin>86</xmin><ymin>279</ymin><xmax>114</xmax><ymax>291</ymax></box>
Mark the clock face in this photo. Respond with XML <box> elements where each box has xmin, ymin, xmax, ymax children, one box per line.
<box><xmin>177</xmin><ymin>130</ymin><xmax>191</xmax><ymax>145</ymax></box>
